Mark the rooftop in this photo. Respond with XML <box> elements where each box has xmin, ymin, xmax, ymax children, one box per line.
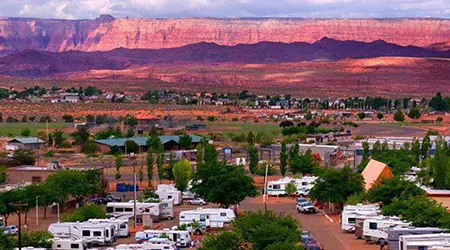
<box><xmin>94</xmin><ymin>135</ymin><xmax>202</xmax><ymax>147</ymax></box>
<box><xmin>7</xmin><ymin>137</ymin><xmax>45</xmax><ymax>144</ymax></box>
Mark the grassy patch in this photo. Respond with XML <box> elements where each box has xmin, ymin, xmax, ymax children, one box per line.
<box><xmin>206</xmin><ymin>123</ymin><xmax>282</xmax><ymax>138</ymax></box>
<box><xmin>0</xmin><ymin>122</ymin><xmax>71</xmax><ymax>137</ymax></box>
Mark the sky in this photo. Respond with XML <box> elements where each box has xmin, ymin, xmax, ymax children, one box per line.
<box><xmin>0</xmin><ymin>0</ymin><xmax>449</xmax><ymax>19</ymax></box>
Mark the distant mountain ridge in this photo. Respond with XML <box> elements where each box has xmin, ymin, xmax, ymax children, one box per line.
<box><xmin>0</xmin><ymin>38</ymin><xmax>448</xmax><ymax>77</ymax></box>
<box><xmin>0</xmin><ymin>16</ymin><xmax>448</xmax><ymax>53</ymax></box>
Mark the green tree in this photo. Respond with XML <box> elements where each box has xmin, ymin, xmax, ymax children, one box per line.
<box><xmin>408</xmin><ymin>106</ymin><xmax>421</xmax><ymax>120</ymax></box>
<box><xmin>81</xmin><ymin>141</ymin><xmax>99</xmax><ymax>154</ymax></box>
<box><xmin>62</xmin><ymin>114</ymin><xmax>74</xmax><ymax>123</ymax></box>
<box><xmin>377</xmin><ymin>113</ymin><xmax>384</xmax><ymax>120</ymax></box>
<box><xmin>247</xmin><ymin>132</ymin><xmax>255</xmax><ymax>146</ymax></box>
<box><xmin>394</xmin><ymin>108</ymin><xmax>405</xmax><ymax>122</ymax></box>
<box><xmin>146</xmin><ymin>151</ymin><xmax>154</xmax><ymax>189</ymax></box>
<box><xmin>288</xmin><ymin>144</ymin><xmax>301</xmax><ymax>174</ymax></box>
<box><xmin>193</xmin><ymin>162</ymin><xmax>258</xmax><ymax>208</ymax></box>
<box><xmin>200</xmin><ymin>231</ymin><xmax>244</xmax><ymax>250</ymax></box>
<box><xmin>20</xmin><ymin>128</ymin><xmax>31</xmax><ymax>137</ymax></box>
<box><xmin>13</xmin><ymin>231</ymin><xmax>53</xmax><ymax>249</ymax></box>
<box><xmin>156</xmin><ymin>152</ymin><xmax>164</xmax><ymax>182</ymax></box>
<box><xmin>196</xmin><ymin>144</ymin><xmax>204</xmax><ymax>170</ymax></box>
<box><xmin>367</xmin><ymin>177</ymin><xmax>425</xmax><ymax>206</ymax></box>
<box><xmin>52</xmin><ymin>129</ymin><xmax>64</xmax><ymax>147</ymax></box>
<box><xmin>411</xmin><ymin>138</ymin><xmax>421</xmax><ymax>164</ymax></box>
<box><xmin>124</xmin><ymin>115</ymin><xmax>138</xmax><ymax>127</ymax></box>
<box><xmin>62</xmin><ymin>204</ymin><xmax>107</xmax><ymax>222</ymax></box>
<box><xmin>204</xmin><ymin>144</ymin><xmax>218</xmax><ymax>166</ymax></box>
<box><xmin>115</xmin><ymin>155</ymin><xmax>123</xmax><ymax>180</ymax></box>
<box><xmin>146</xmin><ymin>135</ymin><xmax>163</xmax><ymax>153</ymax></box>
<box><xmin>248</xmin><ymin>145</ymin><xmax>259</xmax><ymax>174</ymax></box>
<box><xmin>124</xmin><ymin>140</ymin><xmax>139</xmax><ymax>154</ymax></box>
<box><xmin>285</xmin><ymin>182</ymin><xmax>297</xmax><ymax>196</ymax></box>
<box><xmin>13</xmin><ymin>149</ymin><xmax>36</xmax><ymax>165</ymax></box>
<box><xmin>173</xmin><ymin>159</ymin><xmax>192</xmax><ymax>192</ymax></box>
<box><xmin>71</xmin><ymin>127</ymin><xmax>90</xmax><ymax>145</ymax></box>
<box><xmin>45</xmin><ymin>170</ymin><xmax>92</xmax><ymax>207</ymax></box>
<box><xmin>357</xmin><ymin>112</ymin><xmax>366</xmax><ymax>120</ymax></box>
<box><xmin>279</xmin><ymin>141</ymin><xmax>288</xmax><ymax>177</ymax></box>
<box><xmin>421</xmin><ymin>135</ymin><xmax>431</xmax><ymax>159</ymax></box>
<box><xmin>179</xmin><ymin>134</ymin><xmax>193</xmax><ymax>149</ymax></box>
<box><xmin>309</xmin><ymin>166</ymin><xmax>364</xmax><ymax>207</ymax></box>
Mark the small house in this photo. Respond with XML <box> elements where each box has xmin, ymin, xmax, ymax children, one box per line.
<box><xmin>5</xmin><ymin>137</ymin><xmax>45</xmax><ymax>151</ymax></box>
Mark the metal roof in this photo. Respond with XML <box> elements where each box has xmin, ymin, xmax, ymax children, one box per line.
<box><xmin>8</xmin><ymin>137</ymin><xmax>45</xmax><ymax>144</ymax></box>
<box><xmin>94</xmin><ymin>135</ymin><xmax>202</xmax><ymax>147</ymax></box>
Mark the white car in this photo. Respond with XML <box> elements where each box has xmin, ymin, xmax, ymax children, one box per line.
<box><xmin>2</xmin><ymin>225</ymin><xmax>18</xmax><ymax>235</ymax></box>
<box><xmin>296</xmin><ymin>187</ymin><xmax>311</xmax><ymax>197</ymax></box>
<box><xmin>188</xmin><ymin>198</ymin><xmax>207</xmax><ymax>206</ymax></box>
<box><xmin>296</xmin><ymin>202</ymin><xmax>316</xmax><ymax>214</ymax></box>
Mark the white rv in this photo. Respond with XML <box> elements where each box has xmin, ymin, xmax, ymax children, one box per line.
<box><xmin>156</xmin><ymin>190</ymin><xmax>182</xmax><ymax>205</ymax></box>
<box><xmin>363</xmin><ymin>217</ymin><xmax>410</xmax><ymax>243</ymax></box>
<box><xmin>267</xmin><ymin>176</ymin><xmax>317</xmax><ymax>196</ymax></box>
<box><xmin>52</xmin><ymin>238</ymin><xmax>86</xmax><ymax>250</ymax></box>
<box><xmin>157</xmin><ymin>184</ymin><xmax>195</xmax><ymax>200</ymax></box>
<box><xmin>135</xmin><ymin>229</ymin><xmax>192</xmax><ymax>247</ymax></box>
<box><xmin>88</xmin><ymin>218</ymin><xmax>130</xmax><ymax>238</ymax></box>
<box><xmin>106</xmin><ymin>200</ymin><xmax>174</xmax><ymax>220</ymax></box>
<box><xmin>388</xmin><ymin>226</ymin><xmax>445</xmax><ymax>250</ymax></box>
<box><xmin>179</xmin><ymin>208</ymin><xmax>236</xmax><ymax>228</ymax></box>
<box><xmin>341</xmin><ymin>204</ymin><xmax>380</xmax><ymax>232</ymax></box>
<box><xmin>48</xmin><ymin>222</ymin><xmax>115</xmax><ymax>246</ymax></box>
<box><xmin>111</xmin><ymin>241</ymin><xmax>177</xmax><ymax>250</ymax></box>
<box><xmin>399</xmin><ymin>233</ymin><xmax>450</xmax><ymax>250</ymax></box>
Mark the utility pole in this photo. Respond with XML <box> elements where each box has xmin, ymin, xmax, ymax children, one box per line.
<box><xmin>35</xmin><ymin>196</ymin><xmax>39</xmax><ymax>226</ymax></box>
<box><xmin>10</xmin><ymin>202</ymin><xmax>28</xmax><ymax>250</ymax></box>
<box><xmin>263</xmin><ymin>163</ymin><xmax>269</xmax><ymax>213</ymax></box>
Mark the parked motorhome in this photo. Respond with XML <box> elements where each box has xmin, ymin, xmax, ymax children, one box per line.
<box><xmin>399</xmin><ymin>234</ymin><xmax>450</xmax><ymax>250</ymax></box>
<box><xmin>267</xmin><ymin>176</ymin><xmax>317</xmax><ymax>196</ymax></box>
<box><xmin>52</xmin><ymin>238</ymin><xmax>86</xmax><ymax>250</ymax></box>
<box><xmin>341</xmin><ymin>204</ymin><xmax>380</xmax><ymax>232</ymax></box>
<box><xmin>179</xmin><ymin>208</ymin><xmax>236</xmax><ymax>228</ymax></box>
<box><xmin>156</xmin><ymin>190</ymin><xmax>182</xmax><ymax>205</ymax></box>
<box><xmin>48</xmin><ymin>222</ymin><xmax>115</xmax><ymax>246</ymax></box>
<box><xmin>88</xmin><ymin>218</ymin><xmax>130</xmax><ymax>238</ymax></box>
<box><xmin>111</xmin><ymin>240</ymin><xmax>177</xmax><ymax>250</ymax></box>
<box><xmin>429</xmin><ymin>245</ymin><xmax>450</xmax><ymax>250</ymax></box>
<box><xmin>157</xmin><ymin>184</ymin><xmax>195</xmax><ymax>200</ymax></box>
<box><xmin>363</xmin><ymin>217</ymin><xmax>410</xmax><ymax>243</ymax></box>
<box><xmin>106</xmin><ymin>200</ymin><xmax>174</xmax><ymax>220</ymax></box>
<box><xmin>388</xmin><ymin>226</ymin><xmax>445</xmax><ymax>250</ymax></box>
<box><xmin>135</xmin><ymin>229</ymin><xmax>192</xmax><ymax>247</ymax></box>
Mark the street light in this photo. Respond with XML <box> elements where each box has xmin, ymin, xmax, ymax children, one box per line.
<box><xmin>130</xmin><ymin>152</ymin><xmax>137</xmax><ymax>229</ymax></box>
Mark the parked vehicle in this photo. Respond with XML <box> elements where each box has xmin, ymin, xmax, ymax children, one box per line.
<box><xmin>48</xmin><ymin>222</ymin><xmax>115</xmax><ymax>246</ymax></box>
<box><xmin>388</xmin><ymin>226</ymin><xmax>445</xmax><ymax>250</ymax></box>
<box><xmin>156</xmin><ymin>190</ymin><xmax>182</xmax><ymax>205</ymax></box>
<box><xmin>106</xmin><ymin>200</ymin><xmax>174</xmax><ymax>220</ymax></box>
<box><xmin>399</xmin><ymin>233</ymin><xmax>450</xmax><ymax>250</ymax></box>
<box><xmin>103</xmin><ymin>194</ymin><xmax>122</xmax><ymax>203</ymax></box>
<box><xmin>52</xmin><ymin>238</ymin><xmax>86</xmax><ymax>250</ymax></box>
<box><xmin>2</xmin><ymin>225</ymin><xmax>18</xmax><ymax>235</ymax></box>
<box><xmin>296</xmin><ymin>187</ymin><xmax>311</xmax><ymax>197</ymax></box>
<box><xmin>363</xmin><ymin>217</ymin><xmax>410</xmax><ymax>243</ymax></box>
<box><xmin>179</xmin><ymin>208</ymin><xmax>236</xmax><ymax>229</ymax></box>
<box><xmin>297</xmin><ymin>202</ymin><xmax>316</xmax><ymax>214</ymax></box>
<box><xmin>110</xmin><ymin>241</ymin><xmax>177</xmax><ymax>250</ymax></box>
<box><xmin>296</xmin><ymin>197</ymin><xmax>307</xmax><ymax>204</ymax></box>
<box><xmin>267</xmin><ymin>176</ymin><xmax>317</xmax><ymax>196</ymax></box>
<box><xmin>341</xmin><ymin>204</ymin><xmax>380</xmax><ymax>232</ymax></box>
<box><xmin>135</xmin><ymin>229</ymin><xmax>192</xmax><ymax>247</ymax></box>
<box><xmin>88</xmin><ymin>218</ymin><xmax>130</xmax><ymax>238</ymax></box>
<box><xmin>187</xmin><ymin>198</ymin><xmax>207</xmax><ymax>205</ymax></box>
<box><xmin>90</xmin><ymin>198</ymin><xmax>104</xmax><ymax>204</ymax></box>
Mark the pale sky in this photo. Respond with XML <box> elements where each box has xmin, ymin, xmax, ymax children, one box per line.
<box><xmin>0</xmin><ymin>0</ymin><xmax>449</xmax><ymax>19</ymax></box>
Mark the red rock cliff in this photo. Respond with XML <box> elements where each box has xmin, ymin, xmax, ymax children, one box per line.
<box><xmin>0</xmin><ymin>17</ymin><xmax>449</xmax><ymax>52</ymax></box>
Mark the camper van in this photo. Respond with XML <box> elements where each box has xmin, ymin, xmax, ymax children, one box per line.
<box><xmin>157</xmin><ymin>184</ymin><xmax>195</xmax><ymax>200</ymax></box>
<box><xmin>48</xmin><ymin>222</ymin><xmax>115</xmax><ymax>246</ymax></box>
<box><xmin>88</xmin><ymin>218</ymin><xmax>130</xmax><ymax>238</ymax></box>
<box><xmin>399</xmin><ymin>233</ymin><xmax>450</xmax><ymax>250</ymax></box>
<box><xmin>156</xmin><ymin>190</ymin><xmax>182</xmax><ymax>205</ymax></box>
<box><xmin>179</xmin><ymin>208</ymin><xmax>236</xmax><ymax>228</ymax></box>
<box><xmin>106</xmin><ymin>200</ymin><xmax>174</xmax><ymax>220</ymax></box>
<box><xmin>341</xmin><ymin>204</ymin><xmax>380</xmax><ymax>232</ymax></box>
<box><xmin>267</xmin><ymin>176</ymin><xmax>318</xmax><ymax>196</ymax></box>
<box><xmin>135</xmin><ymin>229</ymin><xmax>192</xmax><ymax>247</ymax></box>
<box><xmin>363</xmin><ymin>217</ymin><xmax>410</xmax><ymax>243</ymax></box>
<box><xmin>52</xmin><ymin>238</ymin><xmax>86</xmax><ymax>250</ymax></box>
<box><xmin>388</xmin><ymin>226</ymin><xmax>445</xmax><ymax>250</ymax></box>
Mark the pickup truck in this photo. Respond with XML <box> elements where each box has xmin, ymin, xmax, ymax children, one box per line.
<box><xmin>296</xmin><ymin>202</ymin><xmax>316</xmax><ymax>214</ymax></box>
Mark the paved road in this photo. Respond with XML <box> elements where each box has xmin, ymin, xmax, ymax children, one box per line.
<box><xmin>240</xmin><ymin>197</ymin><xmax>378</xmax><ymax>250</ymax></box>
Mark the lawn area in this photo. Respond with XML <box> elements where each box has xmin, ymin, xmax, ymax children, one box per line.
<box><xmin>0</xmin><ymin>122</ymin><xmax>72</xmax><ymax>137</ymax></box>
<box><xmin>206</xmin><ymin>122</ymin><xmax>282</xmax><ymax>137</ymax></box>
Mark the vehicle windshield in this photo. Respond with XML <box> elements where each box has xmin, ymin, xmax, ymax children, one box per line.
<box><xmin>302</xmin><ymin>202</ymin><xmax>313</xmax><ymax>206</ymax></box>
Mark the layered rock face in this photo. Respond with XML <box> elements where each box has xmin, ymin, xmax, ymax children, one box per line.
<box><xmin>0</xmin><ymin>17</ymin><xmax>449</xmax><ymax>53</ymax></box>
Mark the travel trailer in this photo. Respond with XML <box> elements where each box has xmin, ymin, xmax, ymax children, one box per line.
<box><xmin>106</xmin><ymin>200</ymin><xmax>174</xmax><ymax>220</ymax></box>
<box><xmin>363</xmin><ymin>217</ymin><xmax>410</xmax><ymax>243</ymax></box>
<box><xmin>88</xmin><ymin>218</ymin><xmax>130</xmax><ymax>238</ymax></box>
<box><xmin>110</xmin><ymin>241</ymin><xmax>177</xmax><ymax>250</ymax></box>
<box><xmin>52</xmin><ymin>238</ymin><xmax>86</xmax><ymax>250</ymax></box>
<box><xmin>341</xmin><ymin>204</ymin><xmax>380</xmax><ymax>232</ymax></box>
<box><xmin>399</xmin><ymin>234</ymin><xmax>450</xmax><ymax>250</ymax></box>
<box><xmin>156</xmin><ymin>190</ymin><xmax>182</xmax><ymax>205</ymax></box>
<box><xmin>48</xmin><ymin>222</ymin><xmax>115</xmax><ymax>246</ymax></box>
<box><xmin>388</xmin><ymin>226</ymin><xmax>445</xmax><ymax>250</ymax></box>
<box><xmin>179</xmin><ymin>208</ymin><xmax>236</xmax><ymax>228</ymax></box>
<box><xmin>157</xmin><ymin>184</ymin><xmax>195</xmax><ymax>200</ymax></box>
<box><xmin>267</xmin><ymin>176</ymin><xmax>317</xmax><ymax>196</ymax></box>
<box><xmin>135</xmin><ymin>229</ymin><xmax>192</xmax><ymax>247</ymax></box>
